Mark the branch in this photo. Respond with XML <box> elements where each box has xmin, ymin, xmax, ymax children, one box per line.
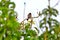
<box><xmin>21</xmin><ymin>15</ymin><xmax>40</xmax><ymax>23</ymax></box>
<box><xmin>53</xmin><ymin>0</ymin><xmax>60</xmax><ymax>7</ymax></box>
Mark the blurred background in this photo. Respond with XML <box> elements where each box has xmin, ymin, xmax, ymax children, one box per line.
<box><xmin>11</xmin><ymin>0</ymin><xmax>60</xmax><ymax>35</ymax></box>
<box><xmin>11</xmin><ymin>0</ymin><xmax>60</xmax><ymax>22</ymax></box>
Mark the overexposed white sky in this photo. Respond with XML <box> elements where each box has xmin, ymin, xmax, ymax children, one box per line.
<box><xmin>11</xmin><ymin>0</ymin><xmax>60</xmax><ymax>22</ymax></box>
<box><xmin>10</xmin><ymin>0</ymin><xmax>60</xmax><ymax>37</ymax></box>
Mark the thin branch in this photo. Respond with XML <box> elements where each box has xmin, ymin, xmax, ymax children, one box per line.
<box><xmin>53</xmin><ymin>0</ymin><xmax>60</xmax><ymax>7</ymax></box>
<box><xmin>21</xmin><ymin>15</ymin><xmax>40</xmax><ymax>23</ymax></box>
<box><xmin>48</xmin><ymin>0</ymin><xmax>50</xmax><ymax>6</ymax></box>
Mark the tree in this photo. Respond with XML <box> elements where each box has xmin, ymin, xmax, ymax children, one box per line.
<box><xmin>39</xmin><ymin>0</ymin><xmax>60</xmax><ymax>40</ymax></box>
<box><xmin>0</xmin><ymin>0</ymin><xmax>60</xmax><ymax>40</ymax></box>
<box><xmin>39</xmin><ymin>6</ymin><xmax>60</xmax><ymax>40</ymax></box>
<box><xmin>0</xmin><ymin>0</ymin><xmax>20</xmax><ymax>40</ymax></box>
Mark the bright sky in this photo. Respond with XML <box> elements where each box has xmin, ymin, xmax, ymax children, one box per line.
<box><xmin>11</xmin><ymin>0</ymin><xmax>60</xmax><ymax>22</ymax></box>
<box><xmin>11</xmin><ymin>0</ymin><xmax>60</xmax><ymax>37</ymax></box>
<box><xmin>11</xmin><ymin>0</ymin><xmax>60</xmax><ymax>31</ymax></box>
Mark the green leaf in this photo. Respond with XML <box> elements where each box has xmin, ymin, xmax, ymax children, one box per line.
<box><xmin>9</xmin><ymin>2</ymin><xmax>15</xmax><ymax>9</ymax></box>
<box><xmin>42</xmin><ymin>8</ymin><xmax>49</xmax><ymax>15</ymax></box>
<box><xmin>39</xmin><ymin>22</ymin><xmax>45</xmax><ymax>28</ymax></box>
<box><xmin>34</xmin><ymin>27</ymin><xmax>39</xmax><ymax>33</ymax></box>
<box><xmin>25</xmin><ymin>23</ymin><xmax>30</xmax><ymax>30</ymax></box>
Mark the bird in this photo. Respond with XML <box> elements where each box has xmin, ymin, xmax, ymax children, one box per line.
<box><xmin>27</xmin><ymin>13</ymin><xmax>32</xmax><ymax>21</ymax></box>
<box><xmin>27</xmin><ymin>13</ymin><xmax>35</xmax><ymax>24</ymax></box>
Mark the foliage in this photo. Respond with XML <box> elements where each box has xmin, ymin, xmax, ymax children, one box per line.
<box><xmin>0</xmin><ymin>0</ymin><xmax>20</xmax><ymax>40</ymax></box>
<box><xmin>0</xmin><ymin>0</ymin><xmax>60</xmax><ymax>40</ymax></box>
<box><xmin>39</xmin><ymin>6</ymin><xmax>60</xmax><ymax>40</ymax></box>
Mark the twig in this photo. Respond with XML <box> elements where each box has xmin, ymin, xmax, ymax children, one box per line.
<box><xmin>53</xmin><ymin>0</ymin><xmax>60</xmax><ymax>7</ymax></box>
<box><xmin>21</xmin><ymin>15</ymin><xmax>40</xmax><ymax>23</ymax></box>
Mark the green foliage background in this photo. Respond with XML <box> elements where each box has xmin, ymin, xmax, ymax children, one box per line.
<box><xmin>0</xmin><ymin>0</ymin><xmax>60</xmax><ymax>40</ymax></box>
